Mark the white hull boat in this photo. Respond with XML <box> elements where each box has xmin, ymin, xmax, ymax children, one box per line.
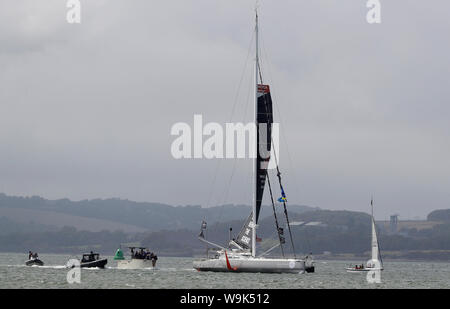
<box><xmin>194</xmin><ymin>250</ymin><xmax>305</xmax><ymax>274</ymax></box>
<box><xmin>193</xmin><ymin>9</ymin><xmax>315</xmax><ymax>275</ymax></box>
<box><xmin>117</xmin><ymin>259</ymin><xmax>155</xmax><ymax>270</ymax></box>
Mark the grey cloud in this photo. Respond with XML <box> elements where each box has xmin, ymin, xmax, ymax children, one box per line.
<box><xmin>0</xmin><ymin>0</ymin><xmax>449</xmax><ymax>219</ymax></box>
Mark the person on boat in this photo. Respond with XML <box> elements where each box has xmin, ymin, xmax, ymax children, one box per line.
<box><xmin>151</xmin><ymin>253</ymin><xmax>158</xmax><ymax>267</ymax></box>
<box><xmin>32</xmin><ymin>252</ymin><xmax>38</xmax><ymax>259</ymax></box>
<box><xmin>28</xmin><ymin>251</ymin><xmax>33</xmax><ymax>260</ymax></box>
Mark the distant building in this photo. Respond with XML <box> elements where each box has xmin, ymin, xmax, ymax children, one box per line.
<box><xmin>390</xmin><ymin>214</ymin><xmax>399</xmax><ymax>234</ymax></box>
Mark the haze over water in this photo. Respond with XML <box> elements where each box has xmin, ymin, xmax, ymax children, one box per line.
<box><xmin>1</xmin><ymin>253</ymin><xmax>449</xmax><ymax>289</ymax></box>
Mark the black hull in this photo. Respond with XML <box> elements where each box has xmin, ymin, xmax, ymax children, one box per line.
<box><xmin>305</xmin><ymin>266</ymin><xmax>315</xmax><ymax>273</ymax></box>
<box><xmin>26</xmin><ymin>259</ymin><xmax>44</xmax><ymax>266</ymax></box>
<box><xmin>80</xmin><ymin>258</ymin><xmax>108</xmax><ymax>268</ymax></box>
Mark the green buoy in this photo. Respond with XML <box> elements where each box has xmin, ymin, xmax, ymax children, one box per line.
<box><xmin>114</xmin><ymin>248</ymin><xmax>125</xmax><ymax>260</ymax></box>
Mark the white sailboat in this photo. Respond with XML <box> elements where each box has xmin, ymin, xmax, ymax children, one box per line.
<box><xmin>346</xmin><ymin>199</ymin><xmax>384</xmax><ymax>272</ymax></box>
<box><xmin>193</xmin><ymin>10</ymin><xmax>313</xmax><ymax>274</ymax></box>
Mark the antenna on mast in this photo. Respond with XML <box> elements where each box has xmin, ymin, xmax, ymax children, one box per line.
<box><xmin>371</xmin><ymin>195</ymin><xmax>374</xmax><ymax>218</ymax></box>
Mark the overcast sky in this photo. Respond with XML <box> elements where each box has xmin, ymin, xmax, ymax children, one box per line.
<box><xmin>0</xmin><ymin>0</ymin><xmax>449</xmax><ymax>219</ymax></box>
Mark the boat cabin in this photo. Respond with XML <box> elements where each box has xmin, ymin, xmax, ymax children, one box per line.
<box><xmin>128</xmin><ymin>247</ymin><xmax>157</xmax><ymax>260</ymax></box>
<box><xmin>81</xmin><ymin>252</ymin><xmax>100</xmax><ymax>263</ymax></box>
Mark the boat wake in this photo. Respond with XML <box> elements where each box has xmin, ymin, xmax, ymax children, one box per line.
<box><xmin>2</xmin><ymin>264</ymin><xmax>67</xmax><ymax>269</ymax></box>
<box><xmin>106</xmin><ymin>266</ymin><xmax>159</xmax><ymax>271</ymax></box>
<box><xmin>38</xmin><ymin>265</ymin><xmax>67</xmax><ymax>269</ymax></box>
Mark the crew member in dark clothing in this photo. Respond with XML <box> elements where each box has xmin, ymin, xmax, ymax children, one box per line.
<box><xmin>150</xmin><ymin>253</ymin><xmax>158</xmax><ymax>267</ymax></box>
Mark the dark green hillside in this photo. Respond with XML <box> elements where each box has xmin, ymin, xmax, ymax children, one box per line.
<box><xmin>427</xmin><ymin>209</ymin><xmax>450</xmax><ymax>222</ymax></box>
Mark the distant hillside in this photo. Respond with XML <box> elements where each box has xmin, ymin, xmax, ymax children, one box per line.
<box><xmin>0</xmin><ymin>207</ymin><xmax>146</xmax><ymax>233</ymax></box>
<box><xmin>141</xmin><ymin>209</ymin><xmax>374</xmax><ymax>256</ymax></box>
<box><xmin>0</xmin><ymin>217</ymin><xmax>58</xmax><ymax>235</ymax></box>
<box><xmin>1</xmin><ymin>202</ymin><xmax>450</xmax><ymax>260</ymax></box>
<box><xmin>0</xmin><ymin>193</ymin><xmax>316</xmax><ymax>234</ymax></box>
<box><xmin>0</xmin><ymin>226</ymin><xmax>132</xmax><ymax>254</ymax></box>
<box><xmin>141</xmin><ymin>209</ymin><xmax>450</xmax><ymax>260</ymax></box>
<box><xmin>427</xmin><ymin>209</ymin><xmax>450</xmax><ymax>222</ymax></box>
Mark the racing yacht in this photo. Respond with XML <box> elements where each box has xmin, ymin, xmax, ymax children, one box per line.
<box><xmin>193</xmin><ymin>9</ymin><xmax>313</xmax><ymax>274</ymax></box>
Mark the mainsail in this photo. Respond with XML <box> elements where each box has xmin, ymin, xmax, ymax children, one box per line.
<box><xmin>370</xmin><ymin>199</ymin><xmax>383</xmax><ymax>268</ymax></box>
<box><xmin>371</xmin><ymin>217</ymin><xmax>379</xmax><ymax>261</ymax></box>
<box><xmin>255</xmin><ymin>84</ymin><xmax>273</xmax><ymax>224</ymax></box>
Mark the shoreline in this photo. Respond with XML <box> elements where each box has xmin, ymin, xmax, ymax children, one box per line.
<box><xmin>2</xmin><ymin>251</ymin><xmax>450</xmax><ymax>263</ymax></box>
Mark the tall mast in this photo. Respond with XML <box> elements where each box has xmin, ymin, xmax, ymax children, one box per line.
<box><xmin>252</xmin><ymin>9</ymin><xmax>259</xmax><ymax>258</ymax></box>
<box><xmin>371</xmin><ymin>196</ymin><xmax>374</xmax><ymax>218</ymax></box>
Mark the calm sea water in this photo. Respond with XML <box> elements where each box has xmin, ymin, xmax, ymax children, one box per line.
<box><xmin>0</xmin><ymin>253</ymin><xmax>448</xmax><ymax>289</ymax></box>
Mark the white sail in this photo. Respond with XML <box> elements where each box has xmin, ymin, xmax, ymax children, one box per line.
<box><xmin>371</xmin><ymin>217</ymin><xmax>379</xmax><ymax>262</ymax></box>
<box><xmin>347</xmin><ymin>199</ymin><xmax>383</xmax><ymax>272</ymax></box>
<box><xmin>369</xmin><ymin>199</ymin><xmax>382</xmax><ymax>269</ymax></box>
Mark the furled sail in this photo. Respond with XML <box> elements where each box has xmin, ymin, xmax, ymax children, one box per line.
<box><xmin>255</xmin><ymin>84</ymin><xmax>273</xmax><ymax>224</ymax></box>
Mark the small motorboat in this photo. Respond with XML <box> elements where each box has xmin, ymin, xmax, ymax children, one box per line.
<box><xmin>78</xmin><ymin>252</ymin><xmax>108</xmax><ymax>268</ymax></box>
<box><xmin>25</xmin><ymin>258</ymin><xmax>44</xmax><ymax>266</ymax></box>
<box><xmin>26</xmin><ymin>251</ymin><xmax>44</xmax><ymax>266</ymax></box>
<box><xmin>115</xmin><ymin>247</ymin><xmax>158</xmax><ymax>269</ymax></box>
